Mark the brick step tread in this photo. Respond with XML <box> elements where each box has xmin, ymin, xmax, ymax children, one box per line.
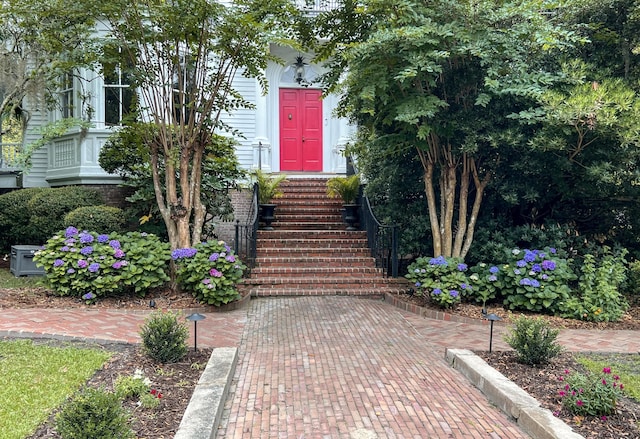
<box><xmin>257</xmin><ymin>230</ymin><xmax>367</xmax><ymax>238</ymax></box>
<box><xmin>267</xmin><ymin>223</ymin><xmax>348</xmax><ymax>230</ymax></box>
<box><xmin>242</xmin><ymin>277</ymin><xmax>395</xmax><ymax>286</ymax></box>
<box><xmin>248</xmin><ymin>287</ymin><xmax>407</xmax><ymax>297</ymax></box>
<box><xmin>275</xmin><ymin>207</ymin><xmax>342</xmax><ymax>215</ymax></box>
<box><xmin>274</xmin><ymin>213</ymin><xmax>343</xmax><ymax>220</ymax></box>
<box><xmin>250</xmin><ymin>266</ymin><xmax>384</xmax><ymax>275</ymax></box>
<box><xmin>276</xmin><ymin>195</ymin><xmax>342</xmax><ymax>202</ymax></box>
<box><xmin>258</xmin><ymin>237</ymin><xmax>367</xmax><ymax>245</ymax></box>
<box><xmin>256</xmin><ymin>248</ymin><xmax>371</xmax><ymax>256</ymax></box>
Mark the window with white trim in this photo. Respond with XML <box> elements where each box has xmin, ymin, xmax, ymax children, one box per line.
<box><xmin>60</xmin><ymin>72</ymin><xmax>75</xmax><ymax>119</ymax></box>
<box><xmin>103</xmin><ymin>45</ymin><xmax>134</xmax><ymax>126</ymax></box>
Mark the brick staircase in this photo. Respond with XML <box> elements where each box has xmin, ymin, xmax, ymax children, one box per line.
<box><xmin>242</xmin><ymin>177</ymin><xmax>407</xmax><ymax>297</ymax></box>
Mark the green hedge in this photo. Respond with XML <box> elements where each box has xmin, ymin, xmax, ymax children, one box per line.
<box><xmin>64</xmin><ymin>205</ymin><xmax>125</xmax><ymax>234</ymax></box>
<box><xmin>0</xmin><ymin>187</ymin><xmax>48</xmax><ymax>250</ymax></box>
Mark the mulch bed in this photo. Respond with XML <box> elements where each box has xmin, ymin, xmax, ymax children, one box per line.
<box><xmin>23</xmin><ymin>339</ymin><xmax>211</xmax><ymax>439</ymax></box>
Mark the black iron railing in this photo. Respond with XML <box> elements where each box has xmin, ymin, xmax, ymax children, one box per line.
<box><xmin>359</xmin><ymin>193</ymin><xmax>399</xmax><ymax>277</ymax></box>
<box><xmin>234</xmin><ymin>183</ymin><xmax>259</xmax><ymax>269</ymax></box>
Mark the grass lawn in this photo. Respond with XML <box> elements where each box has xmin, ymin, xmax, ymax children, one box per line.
<box><xmin>0</xmin><ymin>339</ymin><xmax>112</xmax><ymax>439</ymax></box>
<box><xmin>0</xmin><ymin>267</ymin><xmax>42</xmax><ymax>289</ymax></box>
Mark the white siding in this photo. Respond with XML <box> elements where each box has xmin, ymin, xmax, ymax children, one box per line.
<box><xmin>220</xmin><ymin>71</ymin><xmax>257</xmax><ymax>171</ymax></box>
<box><xmin>22</xmin><ymin>107</ymin><xmax>50</xmax><ymax>187</ymax></box>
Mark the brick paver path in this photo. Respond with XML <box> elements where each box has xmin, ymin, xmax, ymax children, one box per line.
<box><xmin>3</xmin><ymin>296</ymin><xmax>639</xmax><ymax>438</ymax></box>
<box><xmin>218</xmin><ymin>297</ymin><xmax>528</xmax><ymax>438</ymax></box>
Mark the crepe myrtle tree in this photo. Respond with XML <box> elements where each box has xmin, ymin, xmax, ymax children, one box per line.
<box><xmin>312</xmin><ymin>0</ymin><xmax>582</xmax><ymax>258</ymax></box>
<box><xmin>100</xmin><ymin>0</ymin><xmax>300</xmax><ymax>250</ymax></box>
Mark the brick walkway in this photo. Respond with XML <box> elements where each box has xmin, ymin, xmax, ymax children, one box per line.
<box><xmin>2</xmin><ymin>296</ymin><xmax>639</xmax><ymax>438</ymax></box>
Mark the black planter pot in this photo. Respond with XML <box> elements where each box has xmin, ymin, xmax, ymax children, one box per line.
<box><xmin>259</xmin><ymin>204</ymin><xmax>277</xmax><ymax>230</ymax></box>
<box><xmin>343</xmin><ymin>204</ymin><xmax>359</xmax><ymax>231</ymax></box>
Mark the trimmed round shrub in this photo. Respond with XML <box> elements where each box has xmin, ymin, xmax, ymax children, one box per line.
<box><xmin>55</xmin><ymin>388</ymin><xmax>134</xmax><ymax>439</ymax></box>
<box><xmin>139</xmin><ymin>311</ymin><xmax>188</xmax><ymax>363</ymax></box>
<box><xmin>172</xmin><ymin>240</ymin><xmax>246</xmax><ymax>306</ymax></box>
<box><xmin>504</xmin><ymin>315</ymin><xmax>562</xmax><ymax>365</ymax></box>
<box><xmin>0</xmin><ymin>187</ymin><xmax>47</xmax><ymax>250</ymax></box>
<box><xmin>27</xmin><ymin>186</ymin><xmax>103</xmax><ymax>241</ymax></box>
<box><xmin>34</xmin><ymin>228</ymin><xmax>171</xmax><ymax>298</ymax></box>
<box><xmin>64</xmin><ymin>205</ymin><xmax>126</xmax><ymax>234</ymax></box>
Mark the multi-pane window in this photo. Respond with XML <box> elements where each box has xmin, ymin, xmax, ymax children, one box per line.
<box><xmin>60</xmin><ymin>73</ymin><xmax>75</xmax><ymax>119</ymax></box>
<box><xmin>103</xmin><ymin>46</ymin><xmax>134</xmax><ymax>126</ymax></box>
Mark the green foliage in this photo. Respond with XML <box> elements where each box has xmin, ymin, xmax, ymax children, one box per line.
<box><xmin>63</xmin><ymin>206</ymin><xmax>126</xmax><ymax>234</ymax></box>
<box><xmin>139</xmin><ymin>311</ymin><xmax>188</xmax><ymax>364</ymax></box>
<box><xmin>0</xmin><ymin>187</ymin><xmax>47</xmax><ymax>250</ymax></box>
<box><xmin>34</xmin><ymin>227</ymin><xmax>170</xmax><ymax>298</ymax></box>
<box><xmin>173</xmin><ymin>241</ymin><xmax>245</xmax><ymax>306</ymax></box>
<box><xmin>499</xmin><ymin>248</ymin><xmax>575</xmax><ymax>314</ymax></box>
<box><xmin>0</xmin><ymin>339</ymin><xmax>111</xmax><ymax>439</ymax></box>
<box><xmin>55</xmin><ymin>388</ymin><xmax>133</xmax><ymax>439</ymax></box>
<box><xmin>326</xmin><ymin>175</ymin><xmax>360</xmax><ymax>204</ymax></box>
<box><xmin>114</xmin><ymin>371</ymin><xmax>150</xmax><ymax>400</ymax></box>
<box><xmin>562</xmin><ymin>250</ymin><xmax>629</xmax><ymax>322</ymax></box>
<box><xmin>559</xmin><ymin>367</ymin><xmax>625</xmax><ymax>417</ymax></box>
<box><xmin>468</xmin><ymin>263</ymin><xmax>504</xmax><ymax>307</ymax></box>
<box><xmin>623</xmin><ymin>259</ymin><xmax>640</xmax><ymax>296</ymax></box>
<box><xmin>504</xmin><ymin>315</ymin><xmax>562</xmax><ymax>365</ymax></box>
<box><xmin>27</xmin><ymin>187</ymin><xmax>103</xmax><ymax>242</ymax></box>
<box><xmin>405</xmin><ymin>256</ymin><xmax>471</xmax><ymax>308</ymax></box>
<box><xmin>251</xmin><ymin>170</ymin><xmax>287</xmax><ymax>205</ymax></box>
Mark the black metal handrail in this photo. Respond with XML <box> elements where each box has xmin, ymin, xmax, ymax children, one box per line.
<box><xmin>359</xmin><ymin>192</ymin><xmax>399</xmax><ymax>277</ymax></box>
<box><xmin>234</xmin><ymin>183</ymin><xmax>259</xmax><ymax>269</ymax></box>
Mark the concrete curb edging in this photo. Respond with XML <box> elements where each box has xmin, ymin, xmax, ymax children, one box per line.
<box><xmin>174</xmin><ymin>347</ymin><xmax>238</xmax><ymax>439</ymax></box>
<box><xmin>446</xmin><ymin>349</ymin><xmax>584</xmax><ymax>439</ymax></box>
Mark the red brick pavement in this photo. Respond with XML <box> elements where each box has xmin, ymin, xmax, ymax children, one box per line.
<box><xmin>2</xmin><ymin>296</ymin><xmax>639</xmax><ymax>438</ymax></box>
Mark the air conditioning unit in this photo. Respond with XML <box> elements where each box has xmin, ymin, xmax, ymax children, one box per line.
<box><xmin>10</xmin><ymin>245</ymin><xmax>45</xmax><ymax>277</ymax></box>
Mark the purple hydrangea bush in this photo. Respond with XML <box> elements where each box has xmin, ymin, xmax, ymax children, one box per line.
<box><xmin>172</xmin><ymin>240</ymin><xmax>245</xmax><ymax>306</ymax></box>
<box><xmin>405</xmin><ymin>256</ymin><xmax>471</xmax><ymax>309</ymax></box>
<box><xmin>34</xmin><ymin>227</ymin><xmax>171</xmax><ymax>299</ymax></box>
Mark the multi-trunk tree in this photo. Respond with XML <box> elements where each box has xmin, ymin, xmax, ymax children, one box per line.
<box><xmin>313</xmin><ymin>0</ymin><xmax>582</xmax><ymax>258</ymax></box>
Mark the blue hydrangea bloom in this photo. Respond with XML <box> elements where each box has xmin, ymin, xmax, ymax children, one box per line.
<box><xmin>97</xmin><ymin>234</ymin><xmax>110</xmax><ymax>243</ymax></box>
<box><xmin>64</xmin><ymin>226</ymin><xmax>78</xmax><ymax>238</ymax></box>
<box><xmin>432</xmin><ymin>288</ymin><xmax>442</xmax><ymax>295</ymax></box>
<box><xmin>209</xmin><ymin>253</ymin><xmax>220</xmax><ymax>262</ymax></box>
<box><xmin>488</xmin><ymin>275</ymin><xmax>498</xmax><ymax>282</ymax></box>
<box><xmin>88</xmin><ymin>263</ymin><xmax>100</xmax><ymax>273</ymax></box>
<box><xmin>489</xmin><ymin>266</ymin><xmax>499</xmax><ymax>274</ymax></box>
<box><xmin>171</xmin><ymin>247</ymin><xmax>198</xmax><ymax>260</ymax></box>
<box><xmin>523</xmin><ymin>250</ymin><xmax>537</xmax><ymax>263</ymax></box>
<box><xmin>541</xmin><ymin>260</ymin><xmax>556</xmax><ymax>271</ymax></box>
<box><xmin>457</xmin><ymin>263</ymin><xmax>468</xmax><ymax>271</ymax></box>
<box><xmin>109</xmin><ymin>240</ymin><xmax>121</xmax><ymax>249</ymax></box>
<box><xmin>53</xmin><ymin>259</ymin><xmax>65</xmax><ymax>267</ymax></box>
<box><xmin>532</xmin><ymin>264</ymin><xmax>542</xmax><ymax>273</ymax></box>
<box><xmin>449</xmin><ymin>290</ymin><xmax>459</xmax><ymax>297</ymax></box>
<box><xmin>516</xmin><ymin>260</ymin><xmax>527</xmax><ymax>268</ymax></box>
<box><xmin>79</xmin><ymin>232</ymin><xmax>94</xmax><ymax>244</ymax></box>
<box><xmin>80</xmin><ymin>246</ymin><xmax>93</xmax><ymax>256</ymax></box>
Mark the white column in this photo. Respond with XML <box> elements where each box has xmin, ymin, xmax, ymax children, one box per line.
<box><xmin>252</xmin><ymin>78</ymin><xmax>271</xmax><ymax>172</ymax></box>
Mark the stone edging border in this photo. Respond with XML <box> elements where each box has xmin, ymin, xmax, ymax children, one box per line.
<box><xmin>175</xmin><ymin>347</ymin><xmax>238</xmax><ymax>439</ymax></box>
<box><xmin>446</xmin><ymin>349</ymin><xmax>584</xmax><ymax>439</ymax></box>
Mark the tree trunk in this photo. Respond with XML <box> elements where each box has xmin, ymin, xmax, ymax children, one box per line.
<box><xmin>452</xmin><ymin>154</ymin><xmax>470</xmax><ymax>257</ymax></box>
<box><xmin>418</xmin><ymin>146</ymin><xmax>442</xmax><ymax>257</ymax></box>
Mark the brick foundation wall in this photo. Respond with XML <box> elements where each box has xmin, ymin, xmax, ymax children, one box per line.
<box><xmin>82</xmin><ymin>184</ymin><xmax>134</xmax><ymax>209</ymax></box>
<box><xmin>212</xmin><ymin>187</ymin><xmax>254</xmax><ymax>245</ymax></box>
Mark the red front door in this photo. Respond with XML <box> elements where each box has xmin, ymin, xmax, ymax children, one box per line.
<box><xmin>279</xmin><ymin>88</ymin><xmax>323</xmax><ymax>172</ymax></box>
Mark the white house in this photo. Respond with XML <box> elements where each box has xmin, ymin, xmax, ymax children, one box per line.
<box><xmin>0</xmin><ymin>2</ymin><xmax>354</xmax><ymax>191</ymax></box>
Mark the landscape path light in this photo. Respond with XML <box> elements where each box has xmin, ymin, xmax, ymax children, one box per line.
<box><xmin>186</xmin><ymin>312</ymin><xmax>206</xmax><ymax>352</ymax></box>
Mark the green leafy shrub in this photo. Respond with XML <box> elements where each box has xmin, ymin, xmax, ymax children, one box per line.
<box><xmin>504</xmin><ymin>315</ymin><xmax>562</xmax><ymax>365</ymax></box>
<box><xmin>467</xmin><ymin>263</ymin><xmax>505</xmax><ymax>307</ymax></box>
<box><xmin>559</xmin><ymin>367</ymin><xmax>625</xmax><ymax>417</ymax></box>
<box><xmin>405</xmin><ymin>256</ymin><xmax>471</xmax><ymax>308</ymax></box>
<box><xmin>172</xmin><ymin>240</ymin><xmax>246</xmax><ymax>306</ymax></box>
<box><xmin>562</xmin><ymin>250</ymin><xmax>628</xmax><ymax>322</ymax></box>
<box><xmin>139</xmin><ymin>311</ymin><xmax>188</xmax><ymax>363</ymax></box>
<box><xmin>55</xmin><ymin>388</ymin><xmax>133</xmax><ymax>439</ymax></box>
<box><xmin>64</xmin><ymin>205</ymin><xmax>126</xmax><ymax>234</ymax></box>
<box><xmin>34</xmin><ymin>227</ymin><xmax>170</xmax><ymax>298</ymax></box>
<box><xmin>500</xmin><ymin>248</ymin><xmax>575</xmax><ymax>313</ymax></box>
<box><xmin>114</xmin><ymin>370</ymin><xmax>151</xmax><ymax>399</ymax></box>
<box><xmin>0</xmin><ymin>187</ymin><xmax>47</xmax><ymax>250</ymax></box>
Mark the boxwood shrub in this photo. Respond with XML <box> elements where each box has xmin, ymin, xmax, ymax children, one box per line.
<box><xmin>64</xmin><ymin>205</ymin><xmax>126</xmax><ymax>234</ymax></box>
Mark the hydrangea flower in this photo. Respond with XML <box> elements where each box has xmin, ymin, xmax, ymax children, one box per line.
<box><xmin>489</xmin><ymin>266</ymin><xmax>499</xmax><ymax>274</ymax></box>
<box><xmin>415</xmin><ymin>282</ymin><xmax>421</xmax><ymax>287</ymax></box>
<box><xmin>109</xmin><ymin>240</ymin><xmax>121</xmax><ymax>249</ymax></box>
<box><xmin>53</xmin><ymin>259</ymin><xmax>65</xmax><ymax>267</ymax></box>
<box><xmin>532</xmin><ymin>264</ymin><xmax>542</xmax><ymax>273</ymax></box>
<box><xmin>60</xmin><ymin>246</ymin><xmax>70</xmax><ymax>252</ymax></box>
<box><xmin>488</xmin><ymin>275</ymin><xmax>498</xmax><ymax>282</ymax></box>
<box><xmin>449</xmin><ymin>290</ymin><xmax>459</xmax><ymax>297</ymax></box>
<box><xmin>88</xmin><ymin>263</ymin><xmax>100</xmax><ymax>273</ymax></box>
<box><xmin>516</xmin><ymin>260</ymin><xmax>527</xmax><ymax>268</ymax></box>
<box><xmin>209</xmin><ymin>268</ymin><xmax>223</xmax><ymax>278</ymax></box>
<box><xmin>432</xmin><ymin>288</ymin><xmax>442</xmax><ymax>295</ymax></box>
<box><xmin>77</xmin><ymin>260</ymin><xmax>88</xmax><ymax>269</ymax></box>
<box><xmin>80</xmin><ymin>246</ymin><xmax>94</xmax><ymax>256</ymax></box>
<box><xmin>79</xmin><ymin>232</ymin><xmax>94</xmax><ymax>244</ymax></box>
<box><xmin>226</xmin><ymin>255</ymin><xmax>236</xmax><ymax>262</ymax></box>
<box><xmin>114</xmin><ymin>249</ymin><xmax>125</xmax><ymax>259</ymax></box>
<box><xmin>523</xmin><ymin>250</ymin><xmax>537</xmax><ymax>263</ymax></box>
<box><xmin>429</xmin><ymin>256</ymin><xmax>448</xmax><ymax>266</ymax></box>
<box><xmin>67</xmin><ymin>268</ymin><xmax>75</xmax><ymax>274</ymax></box>
<box><xmin>541</xmin><ymin>260</ymin><xmax>556</xmax><ymax>271</ymax></box>
<box><xmin>457</xmin><ymin>263</ymin><xmax>468</xmax><ymax>271</ymax></box>
<box><xmin>112</xmin><ymin>261</ymin><xmax>124</xmax><ymax>269</ymax></box>
<box><xmin>64</xmin><ymin>226</ymin><xmax>78</xmax><ymax>238</ymax></box>
<box><xmin>202</xmin><ymin>278</ymin><xmax>211</xmax><ymax>285</ymax></box>
<box><xmin>97</xmin><ymin>234</ymin><xmax>110</xmax><ymax>243</ymax></box>
<box><xmin>171</xmin><ymin>248</ymin><xmax>197</xmax><ymax>260</ymax></box>
<box><xmin>209</xmin><ymin>253</ymin><xmax>220</xmax><ymax>262</ymax></box>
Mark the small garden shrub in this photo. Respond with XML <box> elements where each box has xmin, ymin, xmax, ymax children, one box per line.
<box><xmin>499</xmin><ymin>248</ymin><xmax>575</xmax><ymax>314</ymax></box>
<box><xmin>562</xmin><ymin>250</ymin><xmax>628</xmax><ymax>322</ymax></box>
<box><xmin>405</xmin><ymin>256</ymin><xmax>471</xmax><ymax>308</ymax></box>
<box><xmin>34</xmin><ymin>227</ymin><xmax>170</xmax><ymax>298</ymax></box>
<box><xmin>559</xmin><ymin>367</ymin><xmax>625</xmax><ymax>417</ymax></box>
<box><xmin>504</xmin><ymin>315</ymin><xmax>562</xmax><ymax>365</ymax></box>
<box><xmin>114</xmin><ymin>369</ymin><xmax>151</xmax><ymax>399</ymax></box>
<box><xmin>27</xmin><ymin>186</ymin><xmax>103</xmax><ymax>241</ymax></box>
<box><xmin>55</xmin><ymin>387</ymin><xmax>134</xmax><ymax>439</ymax></box>
<box><xmin>172</xmin><ymin>240</ymin><xmax>246</xmax><ymax>306</ymax></box>
<box><xmin>64</xmin><ymin>205</ymin><xmax>126</xmax><ymax>234</ymax></box>
<box><xmin>139</xmin><ymin>311</ymin><xmax>188</xmax><ymax>363</ymax></box>
<box><xmin>0</xmin><ymin>187</ymin><xmax>47</xmax><ymax>250</ymax></box>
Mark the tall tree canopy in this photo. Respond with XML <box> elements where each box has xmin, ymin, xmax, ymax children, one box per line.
<box><xmin>100</xmin><ymin>0</ymin><xmax>299</xmax><ymax>249</ymax></box>
<box><xmin>313</xmin><ymin>0</ymin><xmax>582</xmax><ymax>258</ymax></box>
